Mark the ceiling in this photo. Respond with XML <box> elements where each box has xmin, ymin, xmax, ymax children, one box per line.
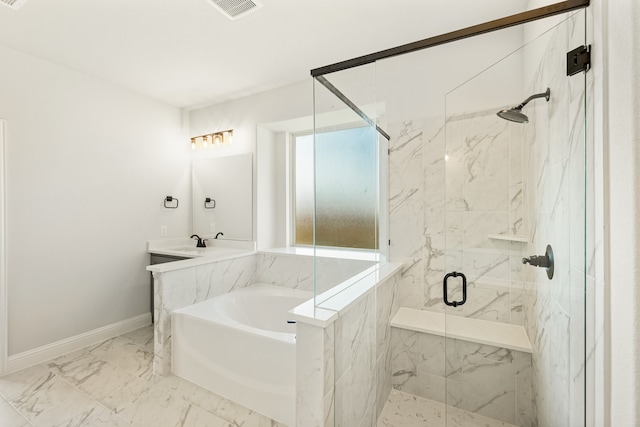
<box><xmin>0</xmin><ymin>0</ymin><xmax>531</xmax><ymax>110</ymax></box>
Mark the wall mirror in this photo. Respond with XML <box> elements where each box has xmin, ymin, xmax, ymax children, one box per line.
<box><xmin>192</xmin><ymin>153</ymin><xmax>253</xmax><ymax>241</ymax></box>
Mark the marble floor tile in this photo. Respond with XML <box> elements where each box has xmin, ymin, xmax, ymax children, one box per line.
<box><xmin>0</xmin><ymin>395</ymin><xmax>29</xmax><ymax>427</ymax></box>
<box><xmin>120</xmin><ymin>327</ymin><xmax>154</xmax><ymax>351</ymax></box>
<box><xmin>88</xmin><ymin>336</ymin><xmax>154</xmax><ymax>381</ymax></box>
<box><xmin>378</xmin><ymin>389</ymin><xmax>444</xmax><ymax>426</ymax></box>
<box><xmin>9</xmin><ymin>373</ymin><xmax>100</xmax><ymax>427</ymax></box>
<box><xmin>0</xmin><ymin>326</ymin><xmax>283</xmax><ymax>427</ymax></box>
<box><xmin>378</xmin><ymin>389</ymin><xmax>518</xmax><ymax>427</ymax></box>
<box><xmin>151</xmin><ymin>374</ymin><xmax>275</xmax><ymax>427</ymax></box>
<box><xmin>114</xmin><ymin>387</ymin><xmax>217</xmax><ymax>427</ymax></box>
<box><xmin>55</xmin><ymin>406</ymin><xmax>131</xmax><ymax>427</ymax></box>
<box><xmin>0</xmin><ymin>364</ymin><xmax>54</xmax><ymax>402</ymax></box>
<box><xmin>46</xmin><ymin>350</ymin><xmax>152</xmax><ymax>406</ymax></box>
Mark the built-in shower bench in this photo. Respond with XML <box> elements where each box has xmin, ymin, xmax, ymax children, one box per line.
<box><xmin>390</xmin><ymin>307</ymin><xmax>532</xmax><ymax>353</ymax></box>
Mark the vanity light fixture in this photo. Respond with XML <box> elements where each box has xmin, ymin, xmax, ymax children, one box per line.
<box><xmin>189</xmin><ymin>129</ymin><xmax>234</xmax><ymax>150</ymax></box>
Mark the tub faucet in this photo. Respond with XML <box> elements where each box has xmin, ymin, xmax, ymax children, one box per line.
<box><xmin>215</xmin><ymin>232</ymin><xmax>224</xmax><ymax>239</ymax></box>
<box><xmin>190</xmin><ymin>234</ymin><xmax>206</xmax><ymax>248</ymax></box>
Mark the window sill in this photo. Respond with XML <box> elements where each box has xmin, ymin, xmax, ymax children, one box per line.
<box><xmin>258</xmin><ymin>246</ymin><xmax>381</xmax><ymax>261</ymax></box>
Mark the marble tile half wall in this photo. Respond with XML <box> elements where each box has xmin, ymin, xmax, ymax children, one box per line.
<box><xmin>152</xmin><ymin>252</ymin><xmax>377</xmax><ymax>376</ymax></box>
<box><xmin>296</xmin><ymin>270</ymin><xmax>401</xmax><ymax>427</ymax></box>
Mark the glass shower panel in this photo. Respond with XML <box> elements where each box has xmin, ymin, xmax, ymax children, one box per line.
<box><xmin>311</xmin><ymin>63</ymin><xmax>385</xmax><ymax>304</ymax></box>
<box><xmin>443</xmin><ymin>10</ymin><xmax>586</xmax><ymax>427</ymax></box>
<box><xmin>312</xmin><ymin>62</ymin><xmax>389</xmax><ymax>426</ymax></box>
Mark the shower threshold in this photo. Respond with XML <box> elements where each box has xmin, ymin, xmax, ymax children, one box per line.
<box><xmin>378</xmin><ymin>389</ymin><xmax>518</xmax><ymax>427</ymax></box>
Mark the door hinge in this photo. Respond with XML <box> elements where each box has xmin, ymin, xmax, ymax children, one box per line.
<box><xmin>567</xmin><ymin>45</ymin><xmax>591</xmax><ymax>76</ymax></box>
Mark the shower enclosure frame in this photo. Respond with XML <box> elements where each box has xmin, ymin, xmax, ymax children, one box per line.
<box><xmin>311</xmin><ymin>0</ymin><xmax>590</xmax><ymax>79</ymax></box>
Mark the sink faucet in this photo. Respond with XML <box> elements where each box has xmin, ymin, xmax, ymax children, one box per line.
<box><xmin>190</xmin><ymin>234</ymin><xmax>206</xmax><ymax>248</ymax></box>
<box><xmin>215</xmin><ymin>232</ymin><xmax>224</xmax><ymax>239</ymax></box>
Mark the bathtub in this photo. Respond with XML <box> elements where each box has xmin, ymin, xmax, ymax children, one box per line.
<box><xmin>171</xmin><ymin>284</ymin><xmax>313</xmax><ymax>426</ymax></box>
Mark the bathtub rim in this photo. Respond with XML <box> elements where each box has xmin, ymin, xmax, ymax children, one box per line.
<box><xmin>172</xmin><ymin>283</ymin><xmax>313</xmax><ymax>344</ymax></box>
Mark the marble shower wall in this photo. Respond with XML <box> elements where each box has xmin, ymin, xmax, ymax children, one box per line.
<box><xmin>521</xmin><ymin>13</ymin><xmax>587</xmax><ymax>427</ymax></box>
<box><xmin>444</xmin><ymin>112</ymin><xmax>527</xmax><ymax>325</ymax></box>
<box><xmin>390</xmin><ymin>112</ymin><xmax>526</xmax><ymax>326</ymax></box>
<box><xmin>390</xmin><ymin>118</ymin><xmax>438</xmax><ymax>312</ymax></box>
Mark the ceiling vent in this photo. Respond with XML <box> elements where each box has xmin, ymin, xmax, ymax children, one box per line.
<box><xmin>0</xmin><ymin>0</ymin><xmax>27</xmax><ymax>10</ymax></box>
<box><xmin>207</xmin><ymin>0</ymin><xmax>262</xmax><ymax>20</ymax></box>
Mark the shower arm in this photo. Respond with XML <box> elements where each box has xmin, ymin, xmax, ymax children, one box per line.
<box><xmin>516</xmin><ymin>88</ymin><xmax>551</xmax><ymax>109</ymax></box>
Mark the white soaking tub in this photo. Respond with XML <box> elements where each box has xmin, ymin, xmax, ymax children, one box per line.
<box><xmin>171</xmin><ymin>284</ymin><xmax>312</xmax><ymax>426</ymax></box>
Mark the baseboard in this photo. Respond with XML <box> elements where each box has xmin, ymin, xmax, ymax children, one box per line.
<box><xmin>6</xmin><ymin>313</ymin><xmax>151</xmax><ymax>374</ymax></box>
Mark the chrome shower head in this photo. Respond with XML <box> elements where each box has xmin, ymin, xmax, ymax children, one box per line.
<box><xmin>497</xmin><ymin>88</ymin><xmax>550</xmax><ymax>124</ymax></box>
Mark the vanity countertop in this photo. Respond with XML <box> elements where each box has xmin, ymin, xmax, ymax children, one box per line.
<box><xmin>149</xmin><ymin>245</ymin><xmax>251</xmax><ymax>259</ymax></box>
<box><xmin>146</xmin><ymin>237</ymin><xmax>256</xmax><ymax>273</ymax></box>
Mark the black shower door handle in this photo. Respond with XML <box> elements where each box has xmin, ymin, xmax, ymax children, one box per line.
<box><xmin>443</xmin><ymin>271</ymin><xmax>467</xmax><ymax>307</ymax></box>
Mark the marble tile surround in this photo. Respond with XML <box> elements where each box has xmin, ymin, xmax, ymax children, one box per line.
<box><xmin>0</xmin><ymin>326</ymin><xmax>284</xmax><ymax>427</ymax></box>
<box><xmin>152</xmin><ymin>252</ymin><xmax>375</xmax><ymax>376</ymax></box>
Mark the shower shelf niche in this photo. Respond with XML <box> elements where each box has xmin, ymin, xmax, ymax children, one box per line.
<box><xmin>488</xmin><ymin>234</ymin><xmax>529</xmax><ymax>243</ymax></box>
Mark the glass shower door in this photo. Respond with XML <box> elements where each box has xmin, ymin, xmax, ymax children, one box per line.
<box><xmin>443</xmin><ymin>10</ymin><xmax>587</xmax><ymax>427</ymax></box>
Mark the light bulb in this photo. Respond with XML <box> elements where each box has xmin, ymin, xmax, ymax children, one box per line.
<box><xmin>203</xmin><ymin>136</ymin><xmax>209</xmax><ymax>148</ymax></box>
<box><xmin>191</xmin><ymin>138</ymin><xmax>196</xmax><ymax>151</ymax></box>
<box><xmin>223</xmin><ymin>131</ymin><xmax>234</xmax><ymax>144</ymax></box>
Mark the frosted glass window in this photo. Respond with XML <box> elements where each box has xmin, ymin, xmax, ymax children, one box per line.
<box><xmin>294</xmin><ymin>126</ymin><xmax>378</xmax><ymax>249</ymax></box>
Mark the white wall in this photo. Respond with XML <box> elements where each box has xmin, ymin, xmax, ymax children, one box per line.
<box><xmin>0</xmin><ymin>43</ymin><xmax>191</xmax><ymax>356</ymax></box>
<box><xmin>602</xmin><ymin>0</ymin><xmax>640</xmax><ymax>425</ymax></box>
<box><xmin>256</xmin><ymin>127</ymin><xmax>278</xmax><ymax>249</ymax></box>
